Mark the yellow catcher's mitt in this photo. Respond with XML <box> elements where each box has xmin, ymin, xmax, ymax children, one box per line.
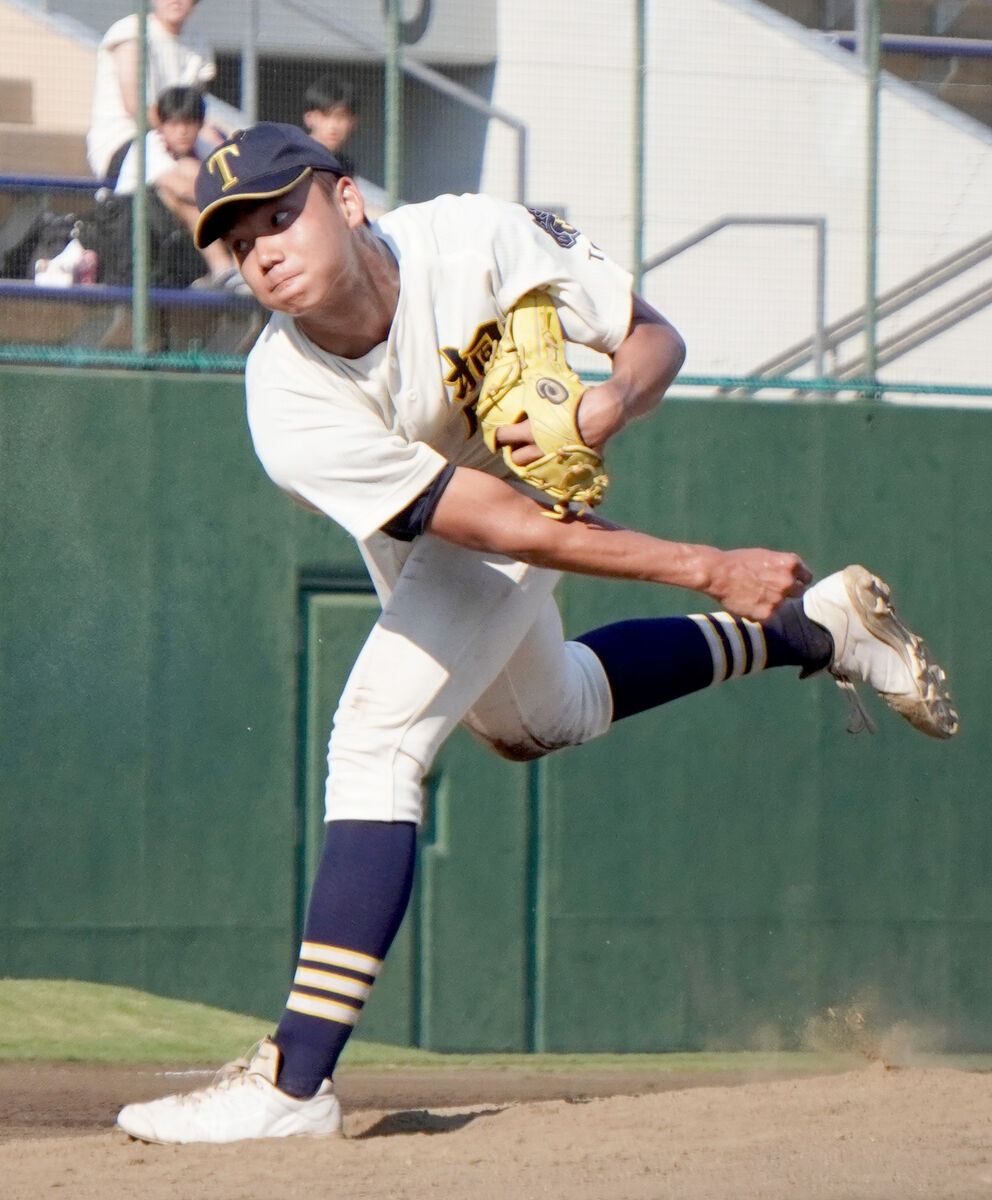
<box><xmin>475</xmin><ymin>290</ymin><xmax>609</xmax><ymax>518</ymax></box>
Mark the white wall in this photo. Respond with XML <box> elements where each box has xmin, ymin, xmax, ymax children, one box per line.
<box><xmin>482</xmin><ymin>0</ymin><xmax>992</xmax><ymax>391</ymax></box>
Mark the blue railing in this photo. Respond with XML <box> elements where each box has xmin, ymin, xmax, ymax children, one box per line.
<box><xmin>828</xmin><ymin>32</ymin><xmax>992</xmax><ymax>58</ymax></box>
<box><xmin>0</xmin><ymin>278</ymin><xmax>257</xmax><ymax>310</ymax></box>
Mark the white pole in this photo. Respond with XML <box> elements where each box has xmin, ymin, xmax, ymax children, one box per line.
<box><xmin>241</xmin><ymin>0</ymin><xmax>259</xmax><ymax>125</ymax></box>
<box><xmin>855</xmin><ymin>0</ymin><xmax>870</xmax><ymax>66</ymax></box>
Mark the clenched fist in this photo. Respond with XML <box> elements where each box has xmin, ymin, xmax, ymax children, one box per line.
<box><xmin>703</xmin><ymin>548</ymin><xmax>813</xmax><ymax>620</ymax></box>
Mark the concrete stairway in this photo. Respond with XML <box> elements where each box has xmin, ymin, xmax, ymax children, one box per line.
<box><xmin>0</xmin><ymin>0</ymin><xmax>94</xmax><ymax>176</ymax></box>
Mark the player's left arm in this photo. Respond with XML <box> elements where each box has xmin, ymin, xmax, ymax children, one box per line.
<box><xmin>426</xmin><ymin>466</ymin><xmax>810</xmax><ymax>620</ymax></box>
<box><xmin>494</xmin><ymin>295</ymin><xmax>686</xmax><ymax>467</ymax></box>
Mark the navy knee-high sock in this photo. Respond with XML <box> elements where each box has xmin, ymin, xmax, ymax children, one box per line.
<box><xmin>273</xmin><ymin>819</ymin><xmax>416</xmax><ymax>1098</ymax></box>
<box><xmin>576</xmin><ymin>597</ymin><xmax>832</xmax><ymax>721</ymax></box>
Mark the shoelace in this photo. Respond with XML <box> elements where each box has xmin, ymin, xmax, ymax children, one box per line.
<box><xmin>834</xmin><ymin>677</ymin><xmax>878</xmax><ymax>735</ymax></box>
<box><xmin>163</xmin><ymin>1043</ymin><xmax>265</xmax><ymax>1108</ymax></box>
<box><xmin>213</xmin><ymin>1052</ymin><xmax>252</xmax><ymax>1083</ymax></box>
<box><xmin>171</xmin><ymin>1068</ymin><xmax>267</xmax><ymax>1110</ymax></box>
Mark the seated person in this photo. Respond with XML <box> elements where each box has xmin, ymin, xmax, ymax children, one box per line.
<box><xmin>88</xmin><ymin>0</ymin><xmax>219</xmax><ymax>186</ymax></box>
<box><xmin>115</xmin><ymin>85</ymin><xmax>243</xmax><ymax>290</ymax></box>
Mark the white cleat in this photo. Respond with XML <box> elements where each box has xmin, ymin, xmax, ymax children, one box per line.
<box><xmin>802</xmin><ymin>564</ymin><xmax>959</xmax><ymax>739</ymax></box>
<box><xmin>116</xmin><ymin>1037</ymin><xmax>342</xmax><ymax>1145</ymax></box>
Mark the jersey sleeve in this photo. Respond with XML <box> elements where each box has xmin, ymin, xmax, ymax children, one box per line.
<box><xmin>246</xmin><ymin>332</ymin><xmax>448</xmax><ymax>544</ymax></box>
<box><xmin>100</xmin><ymin>15</ymin><xmax>139</xmax><ymax>51</ymax></box>
<box><xmin>486</xmin><ymin>200</ymin><xmax>634</xmax><ymax>355</ymax></box>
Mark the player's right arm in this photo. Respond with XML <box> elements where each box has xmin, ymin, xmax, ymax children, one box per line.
<box><xmin>427</xmin><ymin>466</ymin><xmax>810</xmax><ymax>620</ymax></box>
<box><xmin>494</xmin><ymin>296</ymin><xmax>686</xmax><ymax>468</ymax></box>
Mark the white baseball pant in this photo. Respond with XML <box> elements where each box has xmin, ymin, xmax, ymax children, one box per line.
<box><xmin>324</xmin><ymin>533</ymin><xmax>614</xmax><ymax>824</ymax></box>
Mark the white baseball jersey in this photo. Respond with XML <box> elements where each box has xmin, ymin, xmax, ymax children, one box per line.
<box><xmin>114</xmin><ymin>129</ymin><xmax>205</xmax><ymax>195</ymax></box>
<box><xmin>245</xmin><ymin>193</ymin><xmax>630</xmax><ymax>822</ymax></box>
<box><xmin>245</xmin><ymin>193</ymin><xmax>632</xmax><ymax>594</ymax></box>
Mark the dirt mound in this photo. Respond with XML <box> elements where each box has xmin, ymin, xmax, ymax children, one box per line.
<box><xmin>1</xmin><ymin>1060</ymin><xmax>989</xmax><ymax>1199</ymax></box>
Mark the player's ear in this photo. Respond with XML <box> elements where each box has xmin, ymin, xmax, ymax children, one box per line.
<box><xmin>336</xmin><ymin>176</ymin><xmax>366</xmax><ymax>228</ymax></box>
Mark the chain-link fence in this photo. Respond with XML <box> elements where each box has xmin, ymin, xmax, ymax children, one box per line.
<box><xmin>2</xmin><ymin>0</ymin><xmax>992</xmax><ymax>399</ymax></box>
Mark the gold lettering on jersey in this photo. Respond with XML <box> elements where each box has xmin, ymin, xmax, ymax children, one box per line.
<box><xmin>440</xmin><ymin>321</ymin><xmax>501</xmax><ymax>403</ymax></box>
<box><xmin>207</xmin><ymin>145</ymin><xmax>242</xmax><ymax>191</ymax></box>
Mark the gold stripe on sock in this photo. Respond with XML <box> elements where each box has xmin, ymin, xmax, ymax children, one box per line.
<box><xmin>688</xmin><ymin>613</ymin><xmax>727</xmax><ymax>683</ymax></box>
<box><xmin>286</xmin><ymin>990</ymin><xmax>362</xmax><ymax>1026</ymax></box>
<box><xmin>709</xmin><ymin>612</ymin><xmax>748</xmax><ymax>678</ymax></box>
<box><xmin>299</xmin><ymin>941</ymin><xmax>382</xmax><ymax>978</ymax></box>
<box><xmin>294</xmin><ymin>966</ymin><xmax>372</xmax><ymax>1004</ymax></box>
<box><xmin>743</xmin><ymin>619</ymin><xmax>767</xmax><ymax>671</ymax></box>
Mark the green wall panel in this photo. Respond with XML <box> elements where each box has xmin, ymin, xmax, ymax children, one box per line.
<box><xmin>0</xmin><ymin>365</ymin><xmax>361</xmax><ymax>1020</ymax></box>
<box><xmin>301</xmin><ymin>588</ymin><xmax>534</xmax><ymax>1050</ymax></box>
<box><xmin>541</xmin><ymin>398</ymin><xmax>991</xmax><ymax>1051</ymax></box>
<box><xmin>1</xmin><ymin>366</ymin><xmax>990</xmax><ymax>1053</ymax></box>
<box><xmin>411</xmin><ymin>729</ymin><xmax>533</xmax><ymax>1052</ymax></box>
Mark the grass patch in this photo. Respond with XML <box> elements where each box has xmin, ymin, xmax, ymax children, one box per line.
<box><xmin>0</xmin><ymin>979</ymin><xmax>456</xmax><ymax>1065</ymax></box>
<box><xmin>0</xmin><ymin>979</ymin><xmax>272</xmax><ymax>1064</ymax></box>
<box><xmin>0</xmin><ymin>978</ymin><xmax>861</xmax><ymax>1074</ymax></box>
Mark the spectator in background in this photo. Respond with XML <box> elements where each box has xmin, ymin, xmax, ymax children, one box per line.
<box><xmin>302</xmin><ymin>73</ymin><xmax>359</xmax><ymax>175</ymax></box>
<box><xmin>302</xmin><ymin>72</ymin><xmax>389</xmax><ymax>218</ymax></box>
<box><xmin>114</xmin><ymin>85</ymin><xmax>243</xmax><ymax>290</ymax></box>
<box><xmin>87</xmin><ymin>0</ymin><xmax>220</xmax><ymax>185</ymax></box>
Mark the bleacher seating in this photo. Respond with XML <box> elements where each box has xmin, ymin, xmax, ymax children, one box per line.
<box><xmin>940</xmin><ymin>53</ymin><xmax>992</xmax><ymax>125</ymax></box>
<box><xmin>0</xmin><ymin>172</ymin><xmax>265</xmax><ymax>356</ymax></box>
<box><xmin>0</xmin><ymin>125</ymin><xmax>89</xmax><ymax>177</ymax></box>
<box><xmin>761</xmin><ymin>1</ymin><xmax>975</xmax><ymax>39</ymax></box>
<box><xmin>0</xmin><ymin>1</ymin><xmax>261</xmax><ymax>359</ymax></box>
<box><xmin>0</xmin><ymin>78</ymin><xmax>34</xmax><ymax>126</ymax></box>
<box><xmin>762</xmin><ymin>0</ymin><xmax>992</xmax><ymax>131</ymax></box>
<box><xmin>0</xmin><ymin>68</ymin><xmax>88</xmax><ymax>178</ymax></box>
<box><xmin>943</xmin><ymin>0</ymin><xmax>992</xmax><ymax>39</ymax></box>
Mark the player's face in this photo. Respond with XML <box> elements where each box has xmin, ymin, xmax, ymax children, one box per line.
<box><xmin>224</xmin><ymin>174</ymin><xmax>366</xmax><ymax>316</ymax></box>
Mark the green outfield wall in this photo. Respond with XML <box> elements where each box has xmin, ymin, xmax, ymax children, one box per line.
<box><xmin>0</xmin><ymin>364</ymin><xmax>989</xmax><ymax>1052</ymax></box>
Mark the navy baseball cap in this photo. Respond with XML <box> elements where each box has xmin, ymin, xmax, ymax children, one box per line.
<box><xmin>194</xmin><ymin>122</ymin><xmax>348</xmax><ymax>248</ymax></box>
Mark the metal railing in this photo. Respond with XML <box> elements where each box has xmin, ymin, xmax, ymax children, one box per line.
<box><xmin>744</xmin><ymin>229</ymin><xmax>992</xmax><ymax>380</ymax></box>
<box><xmin>828</xmin><ymin>32</ymin><xmax>992</xmax><ymax>59</ymax></box>
<box><xmin>640</xmin><ymin>212</ymin><xmax>992</xmax><ymax>390</ymax></box>
<box><xmin>640</xmin><ymin>216</ymin><xmax>828</xmax><ymax>377</ymax></box>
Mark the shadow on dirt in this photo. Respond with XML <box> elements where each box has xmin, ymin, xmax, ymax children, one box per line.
<box><xmin>353</xmin><ymin>1106</ymin><xmax>506</xmax><ymax>1138</ymax></box>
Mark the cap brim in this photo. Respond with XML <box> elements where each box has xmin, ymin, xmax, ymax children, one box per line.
<box><xmin>194</xmin><ymin>166</ymin><xmax>312</xmax><ymax>248</ymax></box>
